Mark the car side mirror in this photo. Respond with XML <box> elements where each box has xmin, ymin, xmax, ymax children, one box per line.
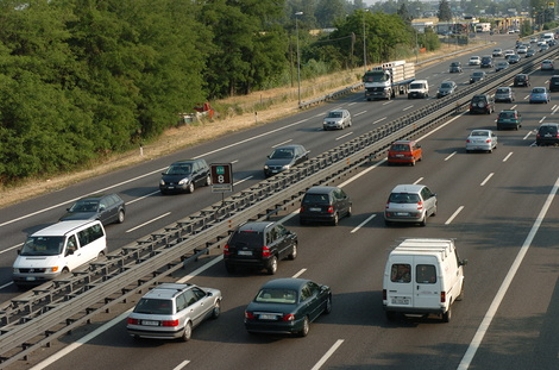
<box><xmin>99</xmin><ymin>206</ymin><xmax>106</xmax><ymax>212</ymax></box>
<box><xmin>66</xmin><ymin>249</ymin><xmax>74</xmax><ymax>256</ymax></box>
<box><xmin>460</xmin><ymin>259</ymin><xmax>468</xmax><ymax>266</ymax></box>
<box><xmin>207</xmin><ymin>291</ymin><xmax>213</xmax><ymax>296</ymax></box>
<box><xmin>17</xmin><ymin>249</ymin><xmax>20</xmax><ymax>255</ymax></box>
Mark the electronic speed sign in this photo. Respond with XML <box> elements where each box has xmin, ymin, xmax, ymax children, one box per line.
<box><xmin>210</xmin><ymin>163</ymin><xmax>233</xmax><ymax>193</ymax></box>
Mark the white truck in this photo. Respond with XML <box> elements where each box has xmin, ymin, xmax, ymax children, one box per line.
<box><xmin>363</xmin><ymin>60</ymin><xmax>415</xmax><ymax>101</ymax></box>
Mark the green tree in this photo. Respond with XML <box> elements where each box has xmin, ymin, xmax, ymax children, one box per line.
<box><xmin>438</xmin><ymin>0</ymin><xmax>453</xmax><ymax>21</ymax></box>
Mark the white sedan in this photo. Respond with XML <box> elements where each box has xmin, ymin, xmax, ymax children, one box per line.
<box><xmin>466</xmin><ymin>129</ymin><xmax>498</xmax><ymax>153</ymax></box>
<box><xmin>468</xmin><ymin>56</ymin><xmax>481</xmax><ymax>66</ymax></box>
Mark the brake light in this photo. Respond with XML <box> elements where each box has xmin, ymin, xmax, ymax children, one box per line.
<box><xmin>327</xmin><ymin>206</ymin><xmax>334</xmax><ymax>214</ymax></box>
<box><xmin>245</xmin><ymin>311</ymin><xmax>255</xmax><ymax>320</ymax></box>
<box><xmin>300</xmin><ymin>206</ymin><xmax>305</xmax><ymax>213</ymax></box>
<box><xmin>262</xmin><ymin>246</ymin><xmax>271</xmax><ymax>257</ymax></box>
<box><xmin>282</xmin><ymin>314</ymin><xmax>295</xmax><ymax>321</ymax></box>
<box><xmin>127</xmin><ymin>317</ymin><xmax>139</xmax><ymax>325</ymax></box>
<box><xmin>440</xmin><ymin>291</ymin><xmax>447</xmax><ymax>303</ymax></box>
<box><xmin>485</xmin><ymin>138</ymin><xmax>491</xmax><ymax>143</ymax></box>
<box><xmin>416</xmin><ymin>200</ymin><xmax>424</xmax><ymax>211</ymax></box>
<box><xmin>161</xmin><ymin>320</ymin><xmax>179</xmax><ymax>327</ymax></box>
<box><xmin>223</xmin><ymin>244</ymin><xmax>230</xmax><ymax>256</ymax></box>
<box><xmin>466</xmin><ymin>139</ymin><xmax>471</xmax><ymax>143</ymax></box>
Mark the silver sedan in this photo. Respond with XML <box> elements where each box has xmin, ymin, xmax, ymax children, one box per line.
<box><xmin>465</xmin><ymin>129</ymin><xmax>498</xmax><ymax>153</ymax></box>
<box><xmin>323</xmin><ymin>109</ymin><xmax>352</xmax><ymax>130</ymax></box>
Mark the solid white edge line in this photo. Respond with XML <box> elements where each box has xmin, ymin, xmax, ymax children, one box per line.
<box><xmin>457</xmin><ymin>176</ymin><xmax>559</xmax><ymax>370</ymax></box>
<box><xmin>350</xmin><ymin>214</ymin><xmax>377</xmax><ymax>233</ymax></box>
<box><xmin>310</xmin><ymin>339</ymin><xmax>345</xmax><ymax>370</ymax></box>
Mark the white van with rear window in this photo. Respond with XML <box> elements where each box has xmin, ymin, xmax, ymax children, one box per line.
<box><xmin>12</xmin><ymin>220</ymin><xmax>107</xmax><ymax>288</ymax></box>
<box><xmin>382</xmin><ymin>238</ymin><xmax>467</xmax><ymax>322</ymax></box>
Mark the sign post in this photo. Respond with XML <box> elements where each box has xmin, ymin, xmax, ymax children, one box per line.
<box><xmin>210</xmin><ymin>163</ymin><xmax>233</xmax><ymax>201</ymax></box>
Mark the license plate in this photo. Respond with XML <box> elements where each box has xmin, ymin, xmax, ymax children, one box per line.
<box><xmin>141</xmin><ymin>320</ymin><xmax>159</xmax><ymax>326</ymax></box>
<box><xmin>309</xmin><ymin>207</ymin><xmax>321</xmax><ymax>212</ymax></box>
<box><xmin>25</xmin><ymin>276</ymin><xmax>36</xmax><ymax>281</ymax></box>
<box><xmin>396</xmin><ymin>212</ymin><xmax>409</xmax><ymax>216</ymax></box>
<box><xmin>391</xmin><ymin>298</ymin><xmax>410</xmax><ymax>305</ymax></box>
<box><xmin>259</xmin><ymin>314</ymin><xmax>277</xmax><ymax>320</ymax></box>
<box><xmin>167</xmin><ymin>186</ymin><xmax>174</xmax><ymax>189</ymax></box>
<box><xmin>238</xmin><ymin>250</ymin><xmax>252</xmax><ymax>256</ymax></box>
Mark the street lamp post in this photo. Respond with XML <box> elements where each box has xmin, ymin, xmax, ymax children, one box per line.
<box><xmin>363</xmin><ymin>12</ymin><xmax>367</xmax><ymax>73</ymax></box>
<box><xmin>295</xmin><ymin>11</ymin><xmax>303</xmax><ymax>106</ymax></box>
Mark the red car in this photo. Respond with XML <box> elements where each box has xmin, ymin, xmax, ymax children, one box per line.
<box><xmin>387</xmin><ymin>140</ymin><xmax>423</xmax><ymax>166</ymax></box>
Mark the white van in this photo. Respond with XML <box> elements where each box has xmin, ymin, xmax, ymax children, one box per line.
<box><xmin>382</xmin><ymin>238</ymin><xmax>467</xmax><ymax>322</ymax></box>
<box><xmin>407</xmin><ymin>80</ymin><xmax>429</xmax><ymax>99</ymax></box>
<box><xmin>13</xmin><ymin>220</ymin><xmax>107</xmax><ymax>287</ymax></box>
<box><xmin>543</xmin><ymin>32</ymin><xmax>554</xmax><ymax>42</ymax></box>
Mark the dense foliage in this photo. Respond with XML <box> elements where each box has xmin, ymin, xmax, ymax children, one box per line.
<box><xmin>0</xmin><ymin>0</ymin><xmax>426</xmax><ymax>184</ymax></box>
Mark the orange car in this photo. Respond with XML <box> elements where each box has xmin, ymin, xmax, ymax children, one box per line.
<box><xmin>387</xmin><ymin>140</ymin><xmax>422</xmax><ymax>166</ymax></box>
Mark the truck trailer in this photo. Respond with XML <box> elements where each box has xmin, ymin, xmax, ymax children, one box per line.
<box><xmin>363</xmin><ymin>61</ymin><xmax>415</xmax><ymax>101</ymax></box>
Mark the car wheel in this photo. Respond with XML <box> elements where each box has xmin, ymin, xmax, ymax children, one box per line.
<box><xmin>205</xmin><ymin>174</ymin><xmax>212</xmax><ymax>187</ymax></box>
<box><xmin>212</xmin><ymin>300</ymin><xmax>221</xmax><ymax>319</ymax></box>
<box><xmin>117</xmin><ymin>209</ymin><xmax>125</xmax><ymax>224</ymax></box>
<box><xmin>187</xmin><ymin>182</ymin><xmax>195</xmax><ymax>194</ymax></box>
<box><xmin>299</xmin><ymin>316</ymin><xmax>310</xmax><ymax>337</ymax></box>
<box><xmin>266</xmin><ymin>256</ymin><xmax>278</xmax><ymax>275</ymax></box>
<box><xmin>181</xmin><ymin>321</ymin><xmax>192</xmax><ymax>342</ymax></box>
<box><xmin>442</xmin><ymin>306</ymin><xmax>452</xmax><ymax>323</ymax></box>
<box><xmin>411</xmin><ymin>159</ymin><xmax>415</xmax><ymax>166</ymax></box>
<box><xmin>288</xmin><ymin>243</ymin><xmax>297</xmax><ymax>260</ymax></box>
<box><xmin>331</xmin><ymin>213</ymin><xmax>339</xmax><ymax>226</ymax></box>
<box><xmin>324</xmin><ymin>295</ymin><xmax>332</xmax><ymax>315</ymax></box>
<box><xmin>420</xmin><ymin>214</ymin><xmax>427</xmax><ymax>227</ymax></box>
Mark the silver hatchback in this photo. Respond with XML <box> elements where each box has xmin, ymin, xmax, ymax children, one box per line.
<box><xmin>127</xmin><ymin>283</ymin><xmax>222</xmax><ymax>341</ymax></box>
<box><xmin>384</xmin><ymin>184</ymin><xmax>437</xmax><ymax>226</ymax></box>
<box><xmin>323</xmin><ymin>109</ymin><xmax>352</xmax><ymax>130</ymax></box>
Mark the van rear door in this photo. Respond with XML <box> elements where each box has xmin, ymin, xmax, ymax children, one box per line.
<box><xmin>385</xmin><ymin>259</ymin><xmax>414</xmax><ymax>309</ymax></box>
<box><xmin>413</xmin><ymin>256</ymin><xmax>440</xmax><ymax>310</ymax></box>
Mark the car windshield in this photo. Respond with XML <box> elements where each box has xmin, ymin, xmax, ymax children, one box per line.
<box><xmin>69</xmin><ymin>200</ymin><xmax>99</xmax><ymax>213</ymax></box>
<box><xmin>516</xmin><ymin>75</ymin><xmax>526</xmax><ymax>80</ymax></box>
<box><xmin>327</xmin><ymin>111</ymin><xmax>342</xmax><ymax>118</ymax></box>
<box><xmin>440</xmin><ymin>82</ymin><xmax>452</xmax><ymax>89</ymax></box>
<box><xmin>472</xmin><ymin>72</ymin><xmax>484</xmax><ymax>77</ymax></box>
<box><xmin>450</xmin><ymin>62</ymin><xmax>459</xmax><ymax>67</ymax></box>
<box><xmin>409</xmin><ymin>83</ymin><xmax>424</xmax><ymax>89</ymax></box>
<box><xmin>20</xmin><ymin>236</ymin><xmax>64</xmax><ymax>256</ymax></box>
<box><xmin>471</xmin><ymin>131</ymin><xmax>489</xmax><ymax>137</ymax></box>
<box><xmin>302</xmin><ymin>193</ymin><xmax>330</xmax><ymax>205</ymax></box>
<box><xmin>269</xmin><ymin>148</ymin><xmax>294</xmax><ymax>159</ymax></box>
<box><xmin>134</xmin><ymin>298</ymin><xmax>174</xmax><ymax>315</ymax></box>
<box><xmin>254</xmin><ymin>288</ymin><xmax>297</xmax><ymax>304</ymax></box>
<box><xmin>389</xmin><ymin>193</ymin><xmax>420</xmax><ymax>203</ymax></box>
<box><xmin>532</xmin><ymin>88</ymin><xmax>546</xmax><ymax>94</ymax></box>
<box><xmin>166</xmin><ymin>164</ymin><xmax>191</xmax><ymax>175</ymax></box>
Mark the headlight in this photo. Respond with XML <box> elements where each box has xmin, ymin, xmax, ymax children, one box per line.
<box><xmin>282</xmin><ymin>165</ymin><xmax>291</xmax><ymax>170</ymax></box>
<box><xmin>159</xmin><ymin>179</ymin><xmax>165</xmax><ymax>186</ymax></box>
<box><xmin>264</xmin><ymin>165</ymin><xmax>269</xmax><ymax>170</ymax></box>
<box><xmin>178</xmin><ymin>178</ymin><xmax>189</xmax><ymax>186</ymax></box>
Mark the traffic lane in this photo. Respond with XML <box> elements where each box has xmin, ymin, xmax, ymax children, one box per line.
<box><xmin>469</xmin><ymin>203</ymin><xmax>559</xmax><ymax>370</ymax></box>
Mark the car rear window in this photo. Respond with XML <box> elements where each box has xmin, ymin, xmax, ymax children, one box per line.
<box><xmin>229</xmin><ymin>230</ymin><xmax>263</xmax><ymax>247</ymax></box>
<box><xmin>496</xmin><ymin>88</ymin><xmax>509</xmax><ymax>94</ymax></box>
<box><xmin>499</xmin><ymin>112</ymin><xmax>515</xmax><ymax>119</ymax></box>
<box><xmin>302</xmin><ymin>193</ymin><xmax>331</xmax><ymax>205</ymax></box>
<box><xmin>255</xmin><ymin>288</ymin><xmax>297</xmax><ymax>304</ymax></box>
<box><xmin>539</xmin><ymin>125</ymin><xmax>558</xmax><ymax>135</ymax></box>
<box><xmin>389</xmin><ymin>193</ymin><xmax>420</xmax><ymax>203</ymax></box>
<box><xmin>134</xmin><ymin>298</ymin><xmax>174</xmax><ymax>315</ymax></box>
<box><xmin>390</xmin><ymin>144</ymin><xmax>410</xmax><ymax>152</ymax></box>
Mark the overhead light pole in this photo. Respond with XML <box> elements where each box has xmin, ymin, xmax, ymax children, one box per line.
<box><xmin>363</xmin><ymin>10</ymin><xmax>368</xmax><ymax>73</ymax></box>
<box><xmin>295</xmin><ymin>11</ymin><xmax>303</xmax><ymax>106</ymax></box>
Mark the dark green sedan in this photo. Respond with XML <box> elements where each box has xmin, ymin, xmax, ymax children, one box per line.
<box><xmin>244</xmin><ymin>278</ymin><xmax>332</xmax><ymax>337</ymax></box>
<box><xmin>496</xmin><ymin>110</ymin><xmax>522</xmax><ymax>130</ymax></box>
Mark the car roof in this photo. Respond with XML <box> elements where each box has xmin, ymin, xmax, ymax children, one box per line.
<box><xmin>77</xmin><ymin>193</ymin><xmax>119</xmax><ymax>201</ymax></box>
<box><xmin>143</xmin><ymin>283</ymin><xmax>192</xmax><ymax>300</ymax></box>
<box><xmin>238</xmin><ymin>221</ymin><xmax>275</xmax><ymax>232</ymax></box>
<box><xmin>539</xmin><ymin>122</ymin><xmax>559</xmax><ymax>127</ymax></box>
<box><xmin>390</xmin><ymin>184</ymin><xmax>427</xmax><ymax>194</ymax></box>
<box><xmin>32</xmin><ymin>220</ymin><xmax>102</xmax><ymax>236</ymax></box>
<box><xmin>171</xmin><ymin>159</ymin><xmax>198</xmax><ymax>165</ymax></box>
<box><xmin>392</xmin><ymin>139</ymin><xmax>414</xmax><ymax>144</ymax></box>
<box><xmin>260</xmin><ymin>278</ymin><xmax>310</xmax><ymax>290</ymax></box>
<box><xmin>328</xmin><ymin>109</ymin><xmax>348</xmax><ymax>113</ymax></box>
<box><xmin>306</xmin><ymin>186</ymin><xmax>340</xmax><ymax>194</ymax></box>
<box><xmin>274</xmin><ymin>144</ymin><xmax>304</xmax><ymax>150</ymax></box>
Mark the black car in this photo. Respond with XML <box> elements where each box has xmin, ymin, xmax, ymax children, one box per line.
<box><xmin>549</xmin><ymin>75</ymin><xmax>559</xmax><ymax>92</ymax></box>
<box><xmin>437</xmin><ymin>81</ymin><xmax>457</xmax><ymax>98</ymax></box>
<box><xmin>59</xmin><ymin>193</ymin><xmax>126</xmax><ymax>225</ymax></box>
<box><xmin>159</xmin><ymin>158</ymin><xmax>211</xmax><ymax>194</ymax></box>
<box><xmin>469</xmin><ymin>94</ymin><xmax>495</xmax><ymax>114</ymax></box>
<box><xmin>299</xmin><ymin>186</ymin><xmax>352</xmax><ymax>226</ymax></box>
<box><xmin>536</xmin><ymin>123</ymin><xmax>559</xmax><ymax>146</ymax></box>
<box><xmin>480</xmin><ymin>56</ymin><xmax>493</xmax><ymax>68</ymax></box>
<box><xmin>223</xmin><ymin>221</ymin><xmax>297</xmax><ymax>274</ymax></box>
<box><xmin>449</xmin><ymin>61</ymin><xmax>462</xmax><ymax>73</ymax></box>
<box><xmin>514</xmin><ymin>74</ymin><xmax>530</xmax><ymax>87</ymax></box>
<box><xmin>470</xmin><ymin>71</ymin><xmax>486</xmax><ymax>84</ymax></box>
<box><xmin>244</xmin><ymin>278</ymin><xmax>332</xmax><ymax>337</ymax></box>
<box><xmin>263</xmin><ymin>144</ymin><xmax>309</xmax><ymax>177</ymax></box>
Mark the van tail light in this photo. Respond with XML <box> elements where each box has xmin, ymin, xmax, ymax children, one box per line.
<box><xmin>416</xmin><ymin>201</ymin><xmax>424</xmax><ymax>211</ymax></box>
<box><xmin>262</xmin><ymin>246</ymin><xmax>271</xmax><ymax>258</ymax></box>
<box><xmin>440</xmin><ymin>291</ymin><xmax>447</xmax><ymax>303</ymax></box>
<box><xmin>161</xmin><ymin>320</ymin><xmax>179</xmax><ymax>327</ymax></box>
<box><xmin>327</xmin><ymin>206</ymin><xmax>334</xmax><ymax>214</ymax></box>
<box><xmin>223</xmin><ymin>244</ymin><xmax>230</xmax><ymax>256</ymax></box>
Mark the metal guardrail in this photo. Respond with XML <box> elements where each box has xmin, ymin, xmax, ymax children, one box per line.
<box><xmin>0</xmin><ymin>48</ymin><xmax>556</xmax><ymax>368</ymax></box>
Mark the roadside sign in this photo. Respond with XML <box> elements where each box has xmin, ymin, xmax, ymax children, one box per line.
<box><xmin>210</xmin><ymin>163</ymin><xmax>233</xmax><ymax>193</ymax></box>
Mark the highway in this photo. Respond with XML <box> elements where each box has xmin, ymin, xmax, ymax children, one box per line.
<box><xmin>2</xmin><ymin>33</ymin><xmax>559</xmax><ymax>370</ymax></box>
